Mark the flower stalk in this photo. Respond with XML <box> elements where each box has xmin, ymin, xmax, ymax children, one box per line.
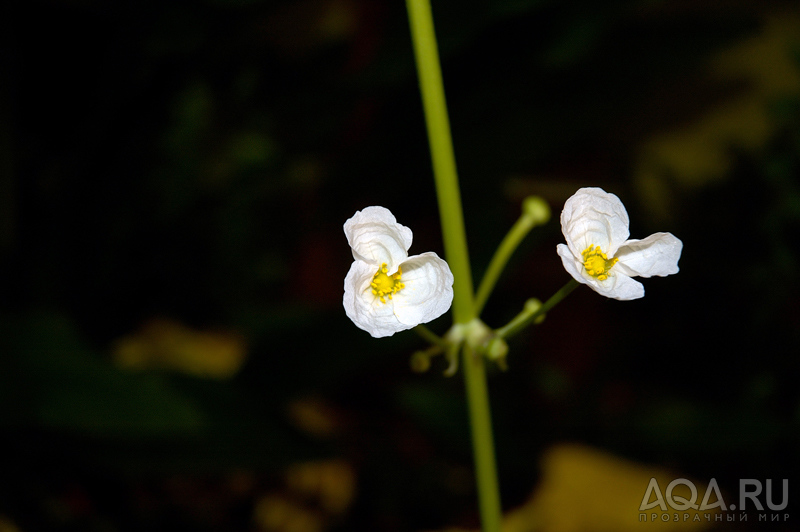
<box><xmin>475</xmin><ymin>196</ymin><xmax>550</xmax><ymax>315</ymax></box>
<box><xmin>461</xmin><ymin>345</ymin><xmax>502</xmax><ymax>530</ymax></box>
<box><xmin>405</xmin><ymin>1</ymin><xmax>501</xmax><ymax>530</ymax></box>
<box><xmin>414</xmin><ymin>323</ymin><xmax>448</xmax><ymax>348</ymax></box>
<box><xmin>405</xmin><ymin>0</ymin><xmax>474</xmax><ymax>325</ymax></box>
<box><xmin>495</xmin><ymin>279</ymin><xmax>580</xmax><ymax>339</ymax></box>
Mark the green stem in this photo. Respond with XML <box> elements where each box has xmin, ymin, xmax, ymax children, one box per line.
<box><xmin>414</xmin><ymin>323</ymin><xmax>447</xmax><ymax>348</ymax></box>
<box><xmin>405</xmin><ymin>2</ymin><xmax>501</xmax><ymax>531</ymax></box>
<box><xmin>475</xmin><ymin>214</ymin><xmax>536</xmax><ymax>316</ymax></box>
<box><xmin>461</xmin><ymin>345</ymin><xmax>502</xmax><ymax>532</ymax></box>
<box><xmin>495</xmin><ymin>279</ymin><xmax>580</xmax><ymax>339</ymax></box>
<box><xmin>405</xmin><ymin>0</ymin><xmax>474</xmax><ymax>325</ymax></box>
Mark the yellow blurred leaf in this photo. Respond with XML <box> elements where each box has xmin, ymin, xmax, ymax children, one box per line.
<box><xmin>252</xmin><ymin>459</ymin><xmax>355</xmax><ymax>532</ymax></box>
<box><xmin>507</xmin><ymin>443</ymin><xmax>717</xmax><ymax>532</ymax></box>
<box><xmin>635</xmin><ymin>10</ymin><xmax>800</xmax><ymax>218</ymax></box>
<box><xmin>112</xmin><ymin>318</ymin><xmax>246</xmax><ymax>379</ymax></box>
<box><xmin>253</xmin><ymin>494</ymin><xmax>324</xmax><ymax>532</ymax></box>
<box><xmin>426</xmin><ymin>444</ymin><xmax>719</xmax><ymax>532</ymax></box>
<box><xmin>0</xmin><ymin>516</ymin><xmax>21</xmax><ymax>532</ymax></box>
<box><xmin>286</xmin><ymin>396</ymin><xmax>343</xmax><ymax>438</ymax></box>
<box><xmin>285</xmin><ymin>459</ymin><xmax>356</xmax><ymax>515</ymax></box>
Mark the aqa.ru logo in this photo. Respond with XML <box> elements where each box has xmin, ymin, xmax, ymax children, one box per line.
<box><xmin>639</xmin><ymin>478</ymin><xmax>788</xmax><ymax>523</ymax></box>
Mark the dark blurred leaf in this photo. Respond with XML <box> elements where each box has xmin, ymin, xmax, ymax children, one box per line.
<box><xmin>0</xmin><ymin>312</ymin><xmax>204</xmax><ymax>435</ymax></box>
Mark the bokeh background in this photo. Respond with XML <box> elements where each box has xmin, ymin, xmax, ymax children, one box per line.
<box><xmin>2</xmin><ymin>0</ymin><xmax>800</xmax><ymax>531</ymax></box>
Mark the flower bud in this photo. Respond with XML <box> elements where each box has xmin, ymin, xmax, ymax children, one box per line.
<box><xmin>525</xmin><ymin>298</ymin><xmax>546</xmax><ymax>324</ymax></box>
<box><xmin>486</xmin><ymin>337</ymin><xmax>509</xmax><ymax>370</ymax></box>
<box><xmin>410</xmin><ymin>351</ymin><xmax>431</xmax><ymax>373</ymax></box>
<box><xmin>522</xmin><ymin>196</ymin><xmax>551</xmax><ymax>226</ymax></box>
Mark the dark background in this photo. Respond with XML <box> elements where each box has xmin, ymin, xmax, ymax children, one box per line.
<box><xmin>1</xmin><ymin>0</ymin><xmax>799</xmax><ymax>530</ymax></box>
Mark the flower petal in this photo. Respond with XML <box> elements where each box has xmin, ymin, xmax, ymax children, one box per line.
<box><xmin>556</xmin><ymin>243</ymin><xmax>590</xmax><ymax>285</ymax></box>
<box><xmin>615</xmin><ymin>233</ymin><xmax>682</xmax><ymax>278</ymax></box>
<box><xmin>561</xmin><ymin>188</ymin><xmax>630</xmax><ymax>257</ymax></box>
<box><xmin>587</xmin><ymin>272</ymin><xmax>644</xmax><ymax>301</ymax></box>
<box><xmin>343</xmin><ymin>260</ymin><xmax>408</xmax><ymax>338</ymax></box>
<box><xmin>391</xmin><ymin>252</ymin><xmax>454</xmax><ymax>327</ymax></box>
<box><xmin>558</xmin><ymin>243</ymin><xmax>644</xmax><ymax>300</ymax></box>
<box><xmin>590</xmin><ymin>272</ymin><xmax>645</xmax><ymax>300</ymax></box>
<box><xmin>344</xmin><ymin>206</ymin><xmax>412</xmax><ymax>273</ymax></box>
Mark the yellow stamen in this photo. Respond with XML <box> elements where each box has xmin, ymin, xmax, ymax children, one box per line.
<box><xmin>371</xmin><ymin>263</ymin><xmax>404</xmax><ymax>304</ymax></box>
<box><xmin>581</xmin><ymin>244</ymin><xmax>618</xmax><ymax>281</ymax></box>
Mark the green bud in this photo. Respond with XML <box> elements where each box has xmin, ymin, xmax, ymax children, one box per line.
<box><xmin>525</xmin><ymin>298</ymin><xmax>546</xmax><ymax>324</ymax></box>
<box><xmin>524</xmin><ymin>298</ymin><xmax>542</xmax><ymax>312</ymax></box>
<box><xmin>522</xmin><ymin>196</ymin><xmax>551</xmax><ymax>226</ymax></box>
<box><xmin>410</xmin><ymin>352</ymin><xmax>431</xmax><ymax>373</ymax></box>
<box><xmin>486</xmin><ymin>337</ymin><xmax>509</xmax><ymax>371</ymax></box>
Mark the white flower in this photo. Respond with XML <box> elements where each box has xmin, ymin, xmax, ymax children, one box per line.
<box><xmin>343</xmin><ymin>206</ymin><xmax>454</xmax><ymax>338</ymax></box>
<box><xmin>556</xmin><ymin>187</ymin><xmax>682</xmax><ymax>300</ymax></box>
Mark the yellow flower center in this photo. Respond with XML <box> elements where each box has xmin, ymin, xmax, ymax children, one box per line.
<box><xmin>371</xmin><ymin>263</ymin><xmax>404</xmax><ymax>304</ymax></box>
<box><xmin>581</xmin><ymin>244</ymin><xmax>618</xmax><ymax>281</ymax></box>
